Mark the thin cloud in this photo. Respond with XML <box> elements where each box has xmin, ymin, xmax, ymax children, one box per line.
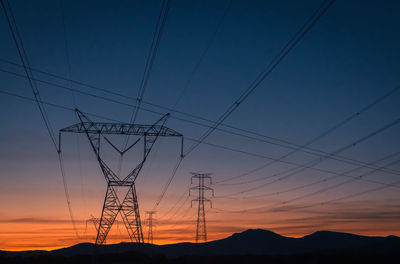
<box><xmin>0</xmin><ymin>217</ymin><xmax>73</xmax><ymax>224</ymax></box>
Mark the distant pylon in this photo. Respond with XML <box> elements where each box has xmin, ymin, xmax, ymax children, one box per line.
<box><xmin>145</xmin><ymin>211</ymin><xmax>156</xmax><ymax>244</ymax></box>
<box><xmin>85</xmin><ymin>215</ymin><xmax>122</xmax><ymax>244</ymax></box>
<box><xmin>189</xmin><ymin>172</ymin><xmax>214</xmax><ymax>243</ymax></box>
<box><xmin>85</xmin><ymin>215</ymin><xmax>100</xmax><ymax>241</ymax></box>
<box><xmin>86</xmin><ymin>215</ymin><xmax>100</xmax><ymax>232</ymax></box>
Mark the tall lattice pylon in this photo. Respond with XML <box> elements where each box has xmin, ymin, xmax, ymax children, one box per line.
<box><xmin>145</xmin><ymin>211</ymin><xmax>156</xmax><ymax>244</ymax></box>
<box><xmin>190</xmin><ymin>172</ymin><xmax>214</xmax><ymax>243</ymax></box>
<box><xmin>60</xmin><ymin>109</ymin><xmax>183</xmax><ymax>244</ymax></box>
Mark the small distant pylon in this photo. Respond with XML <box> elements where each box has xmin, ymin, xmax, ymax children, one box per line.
<box><xmin>145</xmin><ymin>211</ymin><xmax>156</xmax><ymax>244</ymax></box>
<box><xmin>86</xmin><ymin>215</ymin><xmax>100</xmax><ymax>232</ymax></box>
<box><xmin>86</xmin><ymin>215</ymin><xmax>123</xmax><ymax>244</ymax></box>
<box><xmin>189</xmin><ymin>172</ymin><xmax>214</xmax><ymax>243</ymax></box>
<box><xmin>85</xmin><ymin>215</ymin><xmax>101</xmax><ymax>242</ymax></box>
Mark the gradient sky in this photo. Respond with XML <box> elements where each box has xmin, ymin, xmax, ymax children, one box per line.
<box><xmin>1</xmin><ymin>0</ymin><xmax>400</xmax><ymax>251</ymax></box>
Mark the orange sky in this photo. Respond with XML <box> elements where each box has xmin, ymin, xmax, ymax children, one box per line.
<box><xmin>1</xmin><ymin>198</ymin><xmax>399</xmax><ymax>251</ymax></box>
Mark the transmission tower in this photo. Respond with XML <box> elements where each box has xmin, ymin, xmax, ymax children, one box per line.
<box><xmin>60</xmin><ymin>109</ymin><xmax>183</xmax><ymax>244</ymax></box>
<box><xmin>190</xmin><ymin>172</ymin><xmax>214</xmax><ymax>243</ymax></box>
<box><xmin>86</xmin><ymin>215</ymin><xmax>100</xmax><ymax>232</ymax></box>
<box><xmin>145</xmin><ymin>211</ymin><xmax>156</xmax><ymax>244</ymax></box>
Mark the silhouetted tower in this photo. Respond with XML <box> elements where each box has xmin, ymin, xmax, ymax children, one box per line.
<box><xmin>60</xmin><ymin>109</ymin><xmax>183</xmax><ymax>245</ymax></box>
<box><xmin>145</xmin><ymin>211</ymin><xmax>156</xmax><ymax>244</ymax></box>
<box><xmin>190</xmin><ymin>172</ymin><xmax>214</xmax><ymax>243</ymax></box>
<box><xmin>85</xmin><ymin>215</ymin><xmax>100</xmax><ymax>239</ymax></box>
<box><xmin>85</xmin><ymin>215</ymin><xmax>123</xmax><ymax>243</ymax></box>
<box><xmin>86</xmin><ymin>215</ymin><xmax>100</xmax><ymax>232</ymax></box>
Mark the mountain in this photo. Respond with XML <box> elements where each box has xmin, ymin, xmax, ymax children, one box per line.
<box><xmin>1</xmin><ymin>229</ymin><xmax>399</xmax><ymax>258</ymax></box>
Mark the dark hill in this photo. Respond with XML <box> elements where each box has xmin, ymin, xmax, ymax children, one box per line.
<box><xmin>2</xmin><ymin>229</ymin><xmax>399</xmax><ymax>258</ymax></box>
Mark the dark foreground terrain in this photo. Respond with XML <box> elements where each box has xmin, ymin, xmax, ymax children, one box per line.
<box><xmin>1</xmin><ymin>229</ymin><xmax>399</xmax><ymax>263</ymax></box>
<box><xmin>1</xmin><ymin>251</ymin><xmax>399</xmax><ymax>264</ymax></box>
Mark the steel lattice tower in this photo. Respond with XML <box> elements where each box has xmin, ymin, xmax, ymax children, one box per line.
<box><xmin>190</xmin><ymin>173</ymin><xmax>214</xmax><ymax>243</ymax></box>
<box><xmin>145</xmin><ymin>211</ymin><xmax>156</xmax><ymax>244</ymax></box>
<box><xmin>86</xmin><ymin>215</ymin><xmax>100</xmax><ymax>232</ymax></box>
<box><xmin>60</xmin><ymin>109</ymin><xmax>183</xmax><ymax>244</ymax></box>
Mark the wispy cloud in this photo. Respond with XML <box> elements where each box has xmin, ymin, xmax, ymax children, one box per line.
<box><xmin>0</xmin><ymin>217</ymin><xmax>73</xmax><ymax>224</ymax></box>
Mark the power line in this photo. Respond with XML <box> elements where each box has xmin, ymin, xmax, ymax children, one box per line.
<box><xmin>172</xmin><ymin>0</ymin><xmax>232</xmax><ymax>108</ymax></box>
<box><xmin>165</xmin><ymin>194</ymin><xmax>190</xmax><ymax>222</ymax></box>
<box><xmin>0</xmin><ymin>58</ymin><xmax>138</xmax><ymax>101</ymax></box>
<box><xmin>183</xmin><ymin>0</ymin><xmax>336</xmax><ymax>157</ymax></box>
<box><xmin>274</xmin><ymin>156</ymin><xmax>400</xmax><ymax>206</ymax></box>
<box><xmin>0</xmin><ymin>68</ymin><xmax>141</xmax><ymax>112</ymax></box>
<box><xmin>317</xmin><ymin>178</ymin><xmax>400</xmax><ymax>206</ymax></box>
<box><xmin>1</xmin><ymin>64</ymin><xmax>399</xmax><ymax>177</ymax></box>
<box><xmin>129</xmin><ymin>0</ymin><xmax>171</xmax><ymax>126</ymax></box>
<box><xmin>2</xmin><ymin>88</ymin><xmax>400</xmax><ymax>193</ymax></box>
<box><xmin>0</xmin><ymin>0</ymin><xmax>79</xmax><ymax>238</ymax></box>
<box><xmin>119</xmin><ymin>0</ymin><xmax>171</xmax><ymax>179</ymax></box>
<box><xmin>158</xmin><ymin>187</ymin><xmax>189</xmax><ymax>221</ymax></box>
<box><xmin>215</xmin><ymin>85</ymin><xmax>400</xmax><ymax>185</ymax></box>
<box><xmin>149</xmin><ymin>1</ymin><xmax>233</xmax><ymax>198</ymax></box>
<box><xmin>219</xmin><ymin>151</ymin><xmax>400</xmax><ymax>200</ymax></box>
<box><xmin>215</xmin><ymin>115</ymin><xmax>400</xmax><ymax>198</ymax></box>
<box><xmin>152</xmin><ymin>0</ymin><xmax>337</xmax><ymax>209</ymax></box>
<box><xmin>1</xmin><ymin>1</ymin><xmax>57</xmax><ymax>150</ymax></box>
<box><xmin>0</xmin><ymin>89</ymin><xmax>120</xmax><ymax>122</ymax></box>
<box><xmin>152</xmin><ymin>156</ymin><xmax>184</xmax><ymax>210</ymax></box>
<box><xmin>184</xmin><ymin>136</ymin><xmax>400</xmax><ymax>190</ymax></box>
<box><xmin>164</xmin><ymin>203</ymin><xmax>193</xmax><ymax>237</ymax></box>
<box><xmin>59</xmin><ymin>0</ymin><xmax>72</xmax><ymax>91</ymax></box>
<box><xmin>59</xmin><ymin>0</ymin><xmax>88</xmax><ymax>219</ymax></box>
<box><xmin>5</xmin><ymin>87</ymin><xmax>400</xmax><ymax>227</ymax></box>
<box><xmin>214</xmin><ymin>156</ymin><xmax>400</xmax><ymax>214</ymax></box>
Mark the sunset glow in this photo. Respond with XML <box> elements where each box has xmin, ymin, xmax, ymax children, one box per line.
<box><xmin>1</xmin><ymin>0</ymin><xmax>400</xmax><ymax>254</ymax></box>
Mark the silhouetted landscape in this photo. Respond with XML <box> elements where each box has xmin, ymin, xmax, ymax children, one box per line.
<box><xmin>1</xmin><ymin>229</ymin><xmax>399</xmax><ymax>263</ymax></box>
<box><xmin>1</xmin><ymin>1</ymin><xmax>400</xmax><ymax>264</ymax></box>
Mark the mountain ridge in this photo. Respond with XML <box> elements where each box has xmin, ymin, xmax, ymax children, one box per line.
<box><xmin>2</xmin><ymin>229</ymin><xmax>399</xmax><ymax>257</ymax></box>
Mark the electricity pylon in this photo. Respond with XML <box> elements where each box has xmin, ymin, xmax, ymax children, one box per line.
<box><xmin>189</xmin><ymin>173</ymin><xmax>214</xmax><ymax>243</ymax></box>
<box><xmin>86</xmin><ymin>215</ymin><xmax>100</xmax><ymax>232</ymax></box>
<box><xmin>145</xmin><ymin>211</ymin><xmax>156</xmax><ymax>244</ymax></box>
<box><xmin>85</xmin><ymin>215</ymin><xmax>123</xmax><ymax>243</ymax></box>
<box><xmin>60</xmin><ymin>109</ymin><xmax>183</xmax><ymax>244</ymax></box>
<box><xmin>85</xmin><ymin>215</ymin><xmax>100</xmax><ymax>241</ymax></box>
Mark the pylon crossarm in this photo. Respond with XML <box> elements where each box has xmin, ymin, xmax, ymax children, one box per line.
<box><xmin>62</xmin><ymin>109</ymin><xmax>178</xmax><ymax>137</ymax></box>
<box><xmin>61</xmin><ymin>122</ymin><xmax>182</xmax><ymax>137</ymax></box>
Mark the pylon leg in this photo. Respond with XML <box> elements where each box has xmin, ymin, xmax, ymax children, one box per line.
<box><xmin>96</xmin><ymin>186</ymin><xmax>120</xmax><ymax>244</ymax></box>
<box><xmin>120</xmin><ymin>185</ymin><xmax>144</xmax><ymax>243</ymax></box>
